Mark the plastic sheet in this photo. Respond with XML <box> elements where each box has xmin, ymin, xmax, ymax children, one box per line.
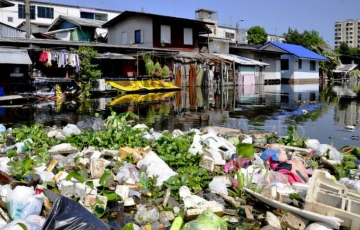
<box><xmin>42</xmin><ymin>196</ymin><xmax>110</xmax><ymax>230</ymax></box>
<box><xmin>182</xmin><ymin>209</ymin><xmax>227</xmax><ymax>230</ymax></box>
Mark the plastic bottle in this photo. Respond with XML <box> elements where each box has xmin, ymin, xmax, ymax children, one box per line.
<box><xmin>170</xmin><ymin>206</ymin><xmax>184</xmax><ymax>230</ymax></box>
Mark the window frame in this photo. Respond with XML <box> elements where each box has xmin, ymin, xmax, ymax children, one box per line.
<box><xmin>134</xmin><ymin>30</ymin><xmax>143</xmax><ymax>44</ymax></box>
<box><xmin>95</xmin><ymin>13</ymin><xmax>108</xmax><ymax>21</ymax></box>
<box><xmin>183</xmin><ymin>28</ymin><xmax>193</xmax><ymax>45</ymax></box>
<box><xmin>160</xmin><ymin>25</ymin><xmax>171</xmax><ymax>44</ymax></box>
<box><xmin>310</xmin><ymin>60</ymin><xmax>316</xmax><ymax>71</ymax></box>
<box><xmin>37</xmin><ymin>6</ymin><xmax>54</xmax><ymax>19</ymax></box>
<box><xmin>281</xmin><ymin>59</ymin><xmax>289</xmax><ymax>71</ymax></box>
<box><xmin>18</xmin><ymin>4</ymin><xmax>35</xmax><ymax>19</ymax></box>
<box><xmin>298</xmin><ymin>59</ymin><xmax>302</xmax><ymax>70</ymax></box>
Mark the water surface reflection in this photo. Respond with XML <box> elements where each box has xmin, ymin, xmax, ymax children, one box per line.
<box><xmin>1</xmin><ymin>81</ymin><xmax>360</xmax><ymax>148</ymax></box>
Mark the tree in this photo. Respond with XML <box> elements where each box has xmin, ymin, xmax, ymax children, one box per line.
<box><xmin>73</xmin><ymin>46</ymin><xmax>102</xmax><ymax>99</ymax></box>
<box><xmin>283</xmin><ymin>28</ymin><xmax>325</xmax><ymax>49</ymax></box>
<box><xmin>338</xmin><ymin>42</ymin><xmax>350</xmax><ymax>55</ymax></box>
<box><xmin>246</xmin><ymin>26</ymin><xmax>268</xmax><ymax>45</ymax></box>
<box><xmin>283</xmin><ymin>28</ymin><xmax>303</xmax><ymax>45</ymax></box>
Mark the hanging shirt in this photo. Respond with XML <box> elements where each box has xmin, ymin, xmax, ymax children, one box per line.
<box><xmin>39</xmin><ymin>51</ymin><xmax>48</xmax><ymax>62</ymax></box>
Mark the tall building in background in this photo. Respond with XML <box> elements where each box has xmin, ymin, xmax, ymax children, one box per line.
<box><xmin>334</xmin><ymin>19</ymin><xmax>360</xmax><ymax>49</ymax></box>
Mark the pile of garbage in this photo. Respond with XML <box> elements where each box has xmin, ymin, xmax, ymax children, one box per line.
<box><xmin>0</xmin><ymin>111</ymin><xmax>359</xmax><ymax>230</ymax></box>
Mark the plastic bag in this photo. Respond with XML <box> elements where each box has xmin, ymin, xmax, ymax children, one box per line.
<box><xmin>182</xmin><ymin>209</ymin><xmax>228</xmax><ymax>230</ymax></box>
<box><xmin>305</xmin><ymin>140</ymin><xmax>343</xmax><ymax>161</ymax></box>
<box><xmin>6</xmin><ymin>186</ymin><xmax>34</xmax><ymax>220</ymax></box>
<box><xmin>76</xmin><ymin>118</ymin><xmax>105</xmax><ymax>131</ymax></box>
<box><xmin>0</xmin><ymin>219</ymin><xmax>41</xmax><ymax>230</ymax></box>
<box><xmin>41</xmin><ymin>196</ymin><xmax>110</xmax><ymax>230</ymax></box>
<box><xmin>318</xmin><ymin>144</ymin><xmax>343</xmax><ymax>161</ymax></box>
<box><xmin>19</xmin><ymin>194</ymin><xmax>44</xmax><ymax>219</ymax></box>
<box><xmin>134</xmin><ymin>205</ymin><xmax>159</xmax><ymax>225</ymax></box>
<box><xmin>258</xmin><ymin>171</ymin><xmax>288</xmax><ymax>186</ymax></box>
<box><xmin>116</xmin><ymin>162</ymin><xmax>140</xmax><ymax>184</ymax></box>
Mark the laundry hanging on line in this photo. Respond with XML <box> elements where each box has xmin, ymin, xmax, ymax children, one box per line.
<box><xmin>38</xmin><ymin>51</ymin><xmax>81</xmax><ymax>73</ymax></box>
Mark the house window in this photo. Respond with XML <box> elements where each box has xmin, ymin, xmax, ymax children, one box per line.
<box><xmin>310</xmin><ymin>61</ymin><xmax>316</xmax><ymax>71</ymax></box>
<box><xmin>310</xmin><ymin>92</ymin><xmax>316</xmax><ymax>101</ymax></box>
<box><xmin>37</xmin><ymin>6</ymin><xmax>54</xmax><ymax>19</ymax></box>
<box><xmin>80</xmin><ymin>12</ymin><xmax>108</xmax><ymax>21</ymax></box>
<box><xmin>18</xmin><ymin>4</ymin><xmax>35</xmax><ymax>19</ymax></box>
<box><xmin>225</xmin><ymin>32</ymin><xmax>234</xmax><ymax>39</ymax></box>
<box><xmin>298</xmin><ymin>59</ymin><xmax>302</xmax><ymax>69</ymax></box>
<box><xmin>281</xmin><ymin>59</ymin><xmax>289</xmax><ymax>70</ymax></box>
<box><xmin>95</xmin><ymin>13</ymin><xmax>108</xmax><ymax>21</ymax></box>
<box><xmin>7</xmin><ymin>17</ymin><xmax>12</xmax><ymax>22</ymax></box>
<box><xmin>134</xmin><ymin>30</ymin><xmax>143</xmax><ymax>44</ymax></box>
<box><xmin>161</xmin><ymin>25</ymin><xmax>171</xmax><ymax>44</ymax></box>
<box><xmin>184</xmin><ymin>28</ymin><xmax>193</xmax><ymax>45</ymax></box>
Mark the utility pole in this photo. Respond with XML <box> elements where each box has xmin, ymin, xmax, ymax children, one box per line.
<box><xmin>236</xmin><ymin>19</ymin><xmax>244</xmax><ymax>45</ymax></box>
<box><xmin>25</xmin><ymin>0</ymin><xmax>30</xmax><ymax>38</ymax></box>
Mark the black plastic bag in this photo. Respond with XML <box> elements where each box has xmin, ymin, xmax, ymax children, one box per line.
<box><xmin>42</xmin><ymin>196</ymin><xmax>111</xmax><ymax>230</ymax></box>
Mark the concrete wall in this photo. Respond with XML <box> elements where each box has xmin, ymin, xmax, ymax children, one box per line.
<box><xmin>281</xmin><ymin>54</ymin><xmax>320</xmax><ymax>83</ymax></box>
<box><xmin>0</xmin><ymin>0</ymin><xmax>120</xmax><ymax>28</ymax></box>
<box><xmin>107</xmin><ymin>15</ymin><xmax>153</xmax><ymax>47</ymax></box>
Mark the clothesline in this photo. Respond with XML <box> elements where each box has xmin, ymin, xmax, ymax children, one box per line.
<box><xmin>38</xmin><ymin>51</ymin><xmax>80</xmax><ymax>73</ymax></box>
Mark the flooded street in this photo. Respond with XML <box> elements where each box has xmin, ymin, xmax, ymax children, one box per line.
<box><xmin>1</xmin><ymin>81</ymin><xmax>360</xmax><ymax>148</ymax></box>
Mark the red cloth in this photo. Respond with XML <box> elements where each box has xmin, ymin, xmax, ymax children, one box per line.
<box><xmin>276</xmin><ymin>169</ymin><xmax>303</xmax><ymax>185</ymax></box>
<box><xmin>39</xmin><ymin>51</ymin><xmax>48</xmax><ymax>62</ymax></box>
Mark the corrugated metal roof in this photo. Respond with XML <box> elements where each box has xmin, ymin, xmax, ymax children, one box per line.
<box><xmin>0</xmin><ymin>0</ymin><xmax>14</xmax><ymax>8</ymax></box>
<box><xmin>260</xmin><ymin>41</ymin><xmax>329</xmax><ymax>61</ymax></box>
<box><xmin>212</xmin><ymin>53</ymin><xmax>269</xmax><ymax>66</ymax></box>
<box><xmin>333</xmin><ymin>64</ymin><xmax>358</xmax><ymax>73</ymax></box>
<box><xmin>95</xmin><ymin>52</ymin><xmax>135</xmax><ymax>60</ymax></box>
<box><xmin>0</xmin><ymin>37</ymin><xmax>179</xmax><ymax>54</ymax></box>
<box><xmin>46</xmin><ymin>15</ymin><xmax>105</xmax><ymax>33</ymax></box>
<box><xmin>0</xmin><ymin>48</ymin><xmax>31</xmax><ymax>64</ymax></box>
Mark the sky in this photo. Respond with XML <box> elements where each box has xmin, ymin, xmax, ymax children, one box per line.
<box><xmin>39</xmin><ymin>0</ymin><xmax>360</xmax><ymax>48</ymax></box>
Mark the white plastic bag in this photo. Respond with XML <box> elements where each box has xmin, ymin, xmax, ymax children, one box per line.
<box><xmin>318</xmin><ymin>144</ymin><xmax>343</xmax><ymax>161</ymax></box>
<box><xmin>6</xmin><ymin>186</ymin><xmax>34</xmax><ymax>220</ymax></box>
<box><xmin>19</xmin><ymin>194</ymin><xmax>44</xmax><ymax>219</ymax></box>
<box><xmin>0</xmin><ymin>219</ymin><xmax>41</xmax><ymax>230</ymax></box>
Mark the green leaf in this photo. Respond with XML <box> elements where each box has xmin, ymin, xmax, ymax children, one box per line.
<box><xmin>7</xmin><ymin>150</ymin><xmax>18</xmax><ymax>158</ymax></box>
<box><xmin>16</xmin><ymin>132</ymin><xmax>25</xmax><ymax>140</ymax></box>
<box><xmin>122</xmin><ymin>223</ymin><xmax>135</xmax><ymax>230</ymax></box>
<box><xmin>236</xmin><ymin>143</ymin><xmax>255</xmax><ymax>158</ymax></box>
<box><xmin>16</xmin><ymin>223</ymin><xmax>27</xmax><ymax>230</ymax></box>
<box><xmin>99</xmin><ymin>169</ymin><xmax>113</xmax><ymax>188</ymax></box>
<box><xmin>32</xmin><ymin>157</ymin><xmax>43</xmax><ymax>166</ymax></box>
<box><xmin>66</xmin><ymin>171</ymin><xmax>84</xmax><ymax>183</ymax></box>
<box><xmin>95</xmin><ymin>196</ymin><xmax>105</xmax><ymax>205</ymax></box>
<box><xmin>78</xmin><ymin>168</ymin><xmax>89</xmax><ymax>183</ymax></box>
<box><xmin>103</xmin><ymin>190</ymin><xmax>122</xmax><ymax>201</ymax></box>
<box><xmin>94</xmin><ymin>204</ymin><xmax>105</xmax><ymax>218</ymax></box>
<box><xmin>23</xmin><ymin>157</ymin><xmax>32</xmax><ymax>170</ymax></box>
<box><xmin>85</xmin><ymin>181</ymin><xmax>94</xmax><ymax>189</ymax></box>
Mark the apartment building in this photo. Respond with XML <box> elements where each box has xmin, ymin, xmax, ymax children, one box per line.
<box><xmin>334</xmin><ymin>19</ymin><xmax>360</xmax><ymax>49</ymax></box>
<box><xmin>0</xmin><ymin>0</ymin><xmax>121</xmax><ymax>32</ymax></box>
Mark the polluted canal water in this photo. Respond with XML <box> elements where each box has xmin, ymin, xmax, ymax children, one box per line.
<box><xmin>0</xmin><ymin>82</ymin><xmax>360</xmax><ymax>229</ymax></box>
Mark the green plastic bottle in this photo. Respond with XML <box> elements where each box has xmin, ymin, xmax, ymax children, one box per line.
<box><xmin>170</xmin><ymin>206</ymin><xmax>184</xmax><ymax>230</ymax></box>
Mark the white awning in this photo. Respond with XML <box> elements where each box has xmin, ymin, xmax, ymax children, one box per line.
<box><xmin>212</xmin><ymin>53</ymin><xmax>269</xmax><ymax>66</ymax></box>
<box><xmin>0</xmin><ymin>48</ymin><xmax>32</xmax><ymax>65</ymax></box>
